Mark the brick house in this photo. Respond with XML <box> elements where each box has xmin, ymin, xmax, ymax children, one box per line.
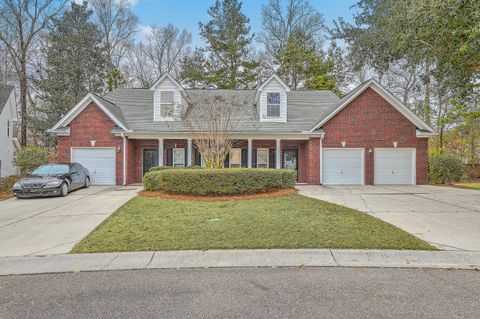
<box><xmin>49</xmin><ymin>74</ymin><xmax>435</xmax><ymax>186</ymax></box>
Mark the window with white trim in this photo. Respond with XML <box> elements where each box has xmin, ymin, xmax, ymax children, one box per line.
<box><xmin>173</xmin><ymin>148</ymin><xmax>185</xmax><ymax>167</ymax></box>
<box><xmin>160</xmin><ymin>91</ymin><xmax>175</xmax><ymax>118</ymax></box>
<box><xmin>229</xmin><ymin>148</ymin><xmax>241</xmax><ymax>168</ymax></box>
<box><xmin>267</xmin><ymin>92</ymin><xmax>280</xmax><ymax>117</ymax></box>
<box><xmin>257</xmin><ymin>148</ymin><xmax>269</xmax><ymax>168</ymax></box>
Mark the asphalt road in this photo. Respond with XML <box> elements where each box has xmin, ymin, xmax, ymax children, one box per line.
<box><xmin>1</xmin><ymin>267</ymin><xmax>479</xmax><ymax>318</ymax></box>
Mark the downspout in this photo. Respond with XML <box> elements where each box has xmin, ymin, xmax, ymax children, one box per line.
<box><xmin>121</xmin><ymin>133</ymin><xmax>126</xmax><ymax>186</ymax></box>
<box><xmin>319</xmin><ymin>134</ymin><xmax>324</xmax><ymax>185</ymax></box>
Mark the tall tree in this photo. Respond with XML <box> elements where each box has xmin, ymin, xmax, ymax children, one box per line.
<box><xmin>259</xmin><ymin>0</ymin><xmax>325</xmax><ymax>85</ymax></box>
<box><xmin>332</xmin><ymin>0</ymin><xmax>480</xmax><ymax>126</ymax></box>
<box><xmin>33</xmin><ymin>1</ymin><xmax>109</xmax><ymax>147</ymax></box>
<box><xmin>198</xmin><ymin>0</ymin><xmax>258</xmax><ymax>89</ymax></box>
<box><xmin>0</xmin><ymin>0</ymin><xmax>67</xmax><ymax>146</ymax></box>
<box><xmin>90</xmin><ymin>0</ymin><xmax>138</xmax><ymax>68</ymax></box>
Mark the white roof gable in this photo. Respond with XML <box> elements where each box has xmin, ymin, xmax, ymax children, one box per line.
<box><xmin>149</xmin><ymin>73</ymin><xmax>185</xmax><ymax>91</ymax></box>
<box><xmin>257</xmin><ymin>74</ymin><xmax>290</xmax><ymax>92</ymax></box>
<box><xmin>310</xmin><ymin>79</ymin><xmax>436</xmax><ymax>133</ymax></box>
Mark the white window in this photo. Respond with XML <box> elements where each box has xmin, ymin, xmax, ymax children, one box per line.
<box><xmin>229</xmin><ymin>148</ymin><xmax>241</xmax><ymax>168</ymax></box>
<box><xmin>173</xmin><ymin>148</ymin><xmax>185</xmax><ymax>167</ymax></box>
<box><xmin>267</xmin><ymin>92</ymin><xmax>280</xmax><ymax>117</ymax></box>
<box><xmin>257</xmin><ymin>148</ymin><xmax>269</xmax><ymax>168</ymax></box>
<box><xmin>160</xmin><ymin>91</ymin><xmax>174</xmax><ymax>118</ymax></box>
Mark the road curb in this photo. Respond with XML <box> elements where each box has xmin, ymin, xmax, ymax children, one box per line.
<box><xmin>1</xmin><ymin>249</ymin><xmax>479</xmax><ymax>276</ymax></box>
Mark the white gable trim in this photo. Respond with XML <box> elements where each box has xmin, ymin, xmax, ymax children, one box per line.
<box><xmin>51</xmin><ymin>93</ymin><xmax>128</xmax><ymax>131</ymax></box>
<box><xmin>257</xmin><ymin>74</ymin><xmax>291</xmax><ymax>92</ymax></box>
<box><xmin>149</xmin><ymin>73</ymin><xmax>185</xmax><ymax>92</ymax></box>
<box><xmin>310</xmin><ymin>79</ymin><xmax>436</xmax><ymax>133</ymax></box>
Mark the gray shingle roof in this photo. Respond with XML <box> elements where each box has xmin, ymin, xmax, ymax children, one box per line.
<box><xmin>0</xmin><ymin>84</ymin><xmax>14</xmax><ymax>114</ymax></box>
<box><xmin>92</xmin><ymin>93</ymin><xmax>129</xmax><ymax>129</ymax></box>
<box><xmin>103</xmin><ymin>88</ymin><xmax>340</xmax><ymax>133</ymax></box>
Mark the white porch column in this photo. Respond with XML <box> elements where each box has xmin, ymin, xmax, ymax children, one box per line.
<box><xmin>187</xmin><ymin>138</ymin><xmax>192</xmax><ymax>167</ymax></box>
<box><xmin>247</xmin><ymin>138</ymin><xmax>253</xmax><ymax>168</ymax></box>
<box><xmin>158</xmin><ymin>138</ymin><xmax>164</xmax><ymax>167</ymax></box>
<box><xmin>275</xmin><ymin>139</ymin><xmax>281</xmax><ymax>169</ymax></box>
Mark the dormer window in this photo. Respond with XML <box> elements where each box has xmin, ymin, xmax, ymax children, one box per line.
<box><xmin>267</xmin><ymin>93</ymin><xmax>281</xmax><ymax>118</ymax></box>
<box><xmin>160</xmin><ymin>91</ymin><xmax>175</xmax><ymax>118</ymax></box>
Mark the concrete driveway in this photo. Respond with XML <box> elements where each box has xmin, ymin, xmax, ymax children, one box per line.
<box><xmin>297</xmin><ymin>185</ymin><xmax>480</xmax><ymax>251</ymax></box>
<box><xmin>0</xmin><ymin>186</ymin><xmax>141</xmax><ymax>257</ymax></box>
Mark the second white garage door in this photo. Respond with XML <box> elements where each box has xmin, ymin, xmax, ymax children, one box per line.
<box><xmin>71</xmin><ymin>148</ymin><xmax>116</xmax><ymax>185</ymax></box>
<box><xmin>322</xmin><ymin>148</ymin><xmax>364</xmax><ymax>185</ymax></box>
<box><xmin>374</xmin><ymin>148</ymin><xmax>415</xmax><ymax>185</ymax></box>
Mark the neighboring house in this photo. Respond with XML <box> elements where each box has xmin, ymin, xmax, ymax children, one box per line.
<box><xmin>0</xmin><ymin>84</ymin><xmax>19</xmax><ymax>178</ymax></box>
<box><xmin>49</xmin><ymin>74</ymin><xmax>435</xmax><ymax>186</ymax></box>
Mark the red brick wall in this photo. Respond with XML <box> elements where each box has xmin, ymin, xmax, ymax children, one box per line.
<box><xmin>57</xmin><ymin>102</ymin><xmax>124</xmax><ymax>185</ymax></box>
<box><xmin>322</xmin><ymin>88</ymin><xmax>428</xmax><ymax>184</ymax></box>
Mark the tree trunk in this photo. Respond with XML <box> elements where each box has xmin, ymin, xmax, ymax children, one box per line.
<box><xmin>19</xmin><ymin>59</ymin><xmax>28</xmax><ymax>146</ymax></box>
<box><xmin>424</xmin><ymin>60</ymin><xmax>431</xmax><ymax>126</ymax></box>
<box><xmin>439</xmin><ymin>125</ymin><xmax>444</xmax><ymax>150</ymax></box>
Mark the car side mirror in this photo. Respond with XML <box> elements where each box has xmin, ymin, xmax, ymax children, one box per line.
<box><xmin>71</xmin><ymin>170</ymin><xmax>78</xmax><ymax>174</ymax></box>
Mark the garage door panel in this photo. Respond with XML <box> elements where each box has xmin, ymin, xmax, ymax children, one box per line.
<box><xmin>323</xmin><ymin>149</ymin><xmax>364</xmax><ymax>185</ymax></box>
<box><xmin>374</xmin><ymin>148</ymin><xmax>415</xmax><ymax>185</ymax></box>
<box><xmin>71</xmin><ymin>148</ymin><xmax>116</xmax><ymax>185</ymax></box>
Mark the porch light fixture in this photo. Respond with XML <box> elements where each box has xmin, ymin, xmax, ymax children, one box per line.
<box><xmin>393</xmin><ymin>141</ymin><xmax>398</xmax><ymax>148</ymax></box>
<box><xmin>117</xmin><ymin>146</ymin><xmax>121</xmax><ymax>153</ymax></box>
<box><xmin>90</xmin><ymin>140</ymin><xmax>96</xmax><ymax>147</ymax></box>
<box><xmin>341</xmin><ymin>141</ymin><xmax>346</xmax><ymax>148</ymax></box>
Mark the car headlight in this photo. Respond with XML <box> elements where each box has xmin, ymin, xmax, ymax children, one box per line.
<box><xmin>45</xmin><ymin>180</ymin><xmax>63</xmax><ymax>188</ymax></box>
<box><xmin>13</xmin><ymin>182</ymin><xmax>22</xmax><ymax>189</ymax></box>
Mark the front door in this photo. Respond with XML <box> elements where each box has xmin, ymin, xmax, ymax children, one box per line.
<box><xmin>143</xmin><ymin>149</ymin><xmax>158</xmax><ymax>175</ymax></box>
<box><xmin>283</xmin><ymin>150</ymin><xmax>298</xmax><ymax>179</ymax></box>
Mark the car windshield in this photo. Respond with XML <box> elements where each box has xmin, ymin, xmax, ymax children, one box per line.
<box><xmin>31</xmin><ymin>164</ymin><xmax>69</xmax><ymax>176</ymax></box>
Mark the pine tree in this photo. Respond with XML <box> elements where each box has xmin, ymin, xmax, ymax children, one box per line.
<box><xmin>34</xmin><ymin>1</ymin><xmax>109</xmax><ymax>146</ymax></box>
<box><xmin>198</xmin><ymin>0</ymin><xmax>258</xmax><ymax>89</ymax></box>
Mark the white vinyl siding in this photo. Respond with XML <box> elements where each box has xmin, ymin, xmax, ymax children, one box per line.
<box><xmin>257</xmin><ymin>148</ymin><xmax>269</xmax><ymax>168</ymax></box>
<box><xmin>374</xmin><ymin>148</ymin><xmax>415</xmax><ymax>185</ymax></box>
<box><xmin>259</xmin><ymin>77</ymin><xmax>287</xmax><ymax>122</ymax></box>
<box><xmin>322</xmin><ymin>149</ymin><xmax>364</xmax><ymax>185</ymax></box>
<box><xmin>173</xmin><ymin>148</ymin><xmax>185</xmax><ymax>167</ymax></box>
<box><xmin>153</xmin><ymin>76</ymin><xmax>182</xmax><ymax>121</ymax></box>
<box><xmin>71</xmin><ymin>148</ymin><xmax>116</xmax><ymax>185</ymax></box>
<box><xmin>229</xmin><ymin>148</ymin><xmax>241</xmax><ymax>168</ymax></box>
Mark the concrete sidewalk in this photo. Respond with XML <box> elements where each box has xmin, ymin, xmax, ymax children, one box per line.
<box><xmin>1</xmin><ymin>249</ymin><xmax>479</xmax><ymax>276</ymax></box>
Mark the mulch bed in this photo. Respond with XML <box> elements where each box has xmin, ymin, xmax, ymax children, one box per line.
<box><xmin>139</xmin><ymin>188</ymin><xmax>297</xmax><ymax>202</ymax></box>
<box><xmin>0</xmin><ymin>193</ymin><xmax>12</xmax><ymax>201</ymax></box>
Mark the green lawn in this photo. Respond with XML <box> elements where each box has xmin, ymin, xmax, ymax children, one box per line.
<box><xmin>72</xmin><ymin>194</ymin><xmax>435</xmax><ymax>253</ymax></box>
<box><xmin>454</xmin><ymin>183</ymin><xmax>480</xmax><ymax>190</ymax></box>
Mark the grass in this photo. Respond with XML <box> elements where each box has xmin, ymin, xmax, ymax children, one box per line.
<box><xmin>72</xmin><ymin>194</ymin><xmax>435</xmax><ymax>253</ymax></box>
<box><xmin>454</xmin><ymin>182</ymin><xmax>480</xmax><ymax>190</ymax></box>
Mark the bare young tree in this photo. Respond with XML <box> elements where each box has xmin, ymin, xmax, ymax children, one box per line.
<box><xmin>90</xmin><ymin>0</ymin><xmax>138</xmax><ymax>67</ymax></box>
<box><xmin>182</xmin><ymin>95</ymin><xmax>249</xmax><ymax>168</ymax></box>
<box><xmin>0</xmin><ymin>0</ymin><xmax>67</xmax><ymax>146</ymax></box>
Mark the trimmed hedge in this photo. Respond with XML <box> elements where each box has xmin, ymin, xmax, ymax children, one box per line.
<box><xmin>144</xmin><ymin>168</ymin><xmax>297</xmax><ymax>195</ymax></box>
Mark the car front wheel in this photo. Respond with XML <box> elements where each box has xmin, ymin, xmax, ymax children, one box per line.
<box><xmin>60</xmin><ymin>183</ymin><xmax>69</xmax><ymax>197</ymax></box>
<box><xmin>84</xmin><ymin>177</ymin><xmax>90</xmax><ymax>188</ymax></box>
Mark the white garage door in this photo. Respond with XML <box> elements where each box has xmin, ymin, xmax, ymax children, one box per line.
<box><xmin>374</xmin><ymin>148</ymin><xmax>415</xmax><ymax>185</ymax></box>
<box><xmin>71</xmin><ymin>148</ymin><xmax>116</xmax><ymax>185</ymax></box>
<box><xmin>322</xmin><ymin>149</ymin><xmax>364</xmax><ymax>185</ymax></box>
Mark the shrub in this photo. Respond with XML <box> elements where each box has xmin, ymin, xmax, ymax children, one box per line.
<box><xmin>144</xmin><ymin>168</ymin><xmax>297</xmax><ymax>195</ymax></box>
<box><xmin>429</xmin><ymin>153</ymin><xmax>465</xmax><ymax>184</ymax></box>
<box><xmin>13</xmin><ymin>146</ymin><xmax>49</xmax><ymax>174</ymax></box>
<box><xmin>0</xmin><ymin>175</ymin><xmax>22</xmax><ymax>194</ymax></box>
